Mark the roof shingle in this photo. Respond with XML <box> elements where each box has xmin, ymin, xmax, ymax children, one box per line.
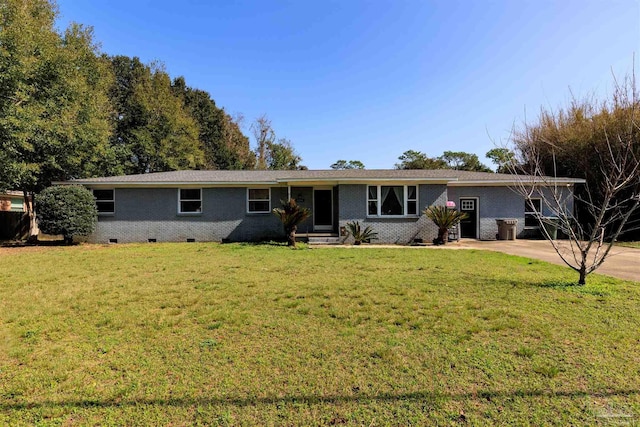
<box><xmin>62</xmin><ymin>169</ymin><xmax>584</xmax><ymax>185</ymax></box>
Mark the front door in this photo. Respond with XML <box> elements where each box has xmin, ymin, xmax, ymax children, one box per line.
<box><xmin>459</xmin><ymin>198</ymin><xmax>478</xmax><ymax>238</ymax></box>
<box><xmin>313</xmin><ymin>189</ymin><xmax>333</xmax><ymax>231</ymax></box>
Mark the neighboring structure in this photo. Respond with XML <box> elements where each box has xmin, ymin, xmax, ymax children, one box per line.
<box><xmin>0</xmin><ymin>191</ymin><xmax>28</xmax><ymax>212</ymax></box>
<box><xmin>60</xmin><ymin>170</ymin><xmax>583</xmax><ymax>244</ymax></box>
<box><xmin>0</xmin><ymin>191</ymin><xmax>32</xmax><ymax>240</ymax></box>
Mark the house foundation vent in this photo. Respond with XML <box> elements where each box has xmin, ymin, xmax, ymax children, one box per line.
<box><xmin>108</xmin><ymin>238</ymin><xmax>118</xmax><ymax>244</ymax></box>
<box><xmin>186</xmin><ymin>238</ymin><xmax>195</xmax><ymax>243</ymax></box>
<box><xmin>148</xmin><ymin>238</ymin><xmax>157</xmax><ymax>243</ymax></box>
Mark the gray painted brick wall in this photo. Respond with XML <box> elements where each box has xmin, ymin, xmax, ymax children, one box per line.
<box><xmin>87</xmin><ymin>183</ymin><xmax>574</xmax><ymax>244</ymax></box>
<box><xmin>90</xmin><ymin>187</ymin><xmax>287</xmax><ymax>243</ymax></box>
<box><xmin>446</xmin><ymin>186</ymin><xmax>571</xmax><ymax>240</ymax></box>
<box><xmin>337</xmin><ymin>184</ymin><xmax>446</xmax><ymax>244</ymax></box>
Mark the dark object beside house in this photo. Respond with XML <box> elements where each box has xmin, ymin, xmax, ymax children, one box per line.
<box><xmin>0</xmin><ymin>212</ymin><xmax>30</xmax><ymax>240</ymax></box>
<box><xmin>496</xmin><ymin>219</ymin><xmax>518</xmax><ymax>240</ymax></box>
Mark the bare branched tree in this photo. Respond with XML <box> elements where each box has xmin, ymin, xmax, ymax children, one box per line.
<box><xmin>506</xmin><ymin>71</ymin><xmax>640</xmax><ymax>285</ymax></box>
<box><xmin>251</xmin><ymin>114</ymin><xmax>276</xmax><ymax>170</ymax></box>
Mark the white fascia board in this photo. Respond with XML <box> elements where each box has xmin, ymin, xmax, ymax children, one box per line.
<box><xmin>278</xmin><ymin>178</ymin><xmax>454</xmax><ymax>185</ymax></box>
<box><xmin>447</xmin><ymin>179</ymin><xmax>584</xmax><ymax>187</ymax></box>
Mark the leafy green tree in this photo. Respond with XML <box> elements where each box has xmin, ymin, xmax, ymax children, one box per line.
<box><xmin>172</xmin><ymin>77</ymin><xmax>255</xmax><ymax>170</ymax></box>
<box><xmin>267</xmin><ymin>138</ymin><xmax>304</xmax><ymax>170</ymax></box>
<box><xmin>395</xmin><ymin>150</ymin><xmax>446</xmax><ymax>169</ymax></box>
<box><xmin>330</xmin><ymin>160</ymin><xmax>365</xmax><ymax>169</ymax></box>
<box><xmin>272</xmin><ymin>199</ymin><xmax>311</xmax><ymax>247</ymax></box>
<box><xmin>486</xmin><ymin>148</ymin><xmax>516</xmax><ymax>173</ymax></box>
<box><xmin>0</xmin><ymin>0</ymin><xmax>114</xmax><ymax>236</ymax></box>
<box><xmin>424</xmin><ymin>205</ymin><xmax>468</xmax><ymax>245</ymax></box>
<box><xmin>108</xmin><ymin>56</ymin><xmax>203</xmax><ymax>174</ymax></box>
<box><xmin>438</xmin><ymin>151</ymin><xmax>492</xmax><ymax>172</ymax></box>
<box><xmin>35</xmin><ymin>185</ymin><xmax>97</xmax><ymax>244</ymax></box>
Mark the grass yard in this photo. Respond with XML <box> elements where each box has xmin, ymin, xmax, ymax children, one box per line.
<box><xmin>618</xmin><ymin>241</ymin><xmax>640</xmax><ymax>249</ymax></box>
<box><xmin>0</xmin><ymin>243</ymin><xmax>638</xmax><ymax>426</ymax></box>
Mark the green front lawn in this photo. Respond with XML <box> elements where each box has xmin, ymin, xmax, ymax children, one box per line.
<box><xmin>0</xmin><ymin>243</ymin><xmax>638</xmax><ymax>425</ymax></box>
<box><xmin>618</xmin><ymin>241</ymin><xmax>640</xmax><ymax>249</ymax></box>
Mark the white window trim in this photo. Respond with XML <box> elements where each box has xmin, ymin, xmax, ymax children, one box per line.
<box><xmin>524</xmin><ymin>197</ymin><xmax>542</xmax><ymax>229</ymax></box>
<box><xmin>246</xmin><ymin>187</ymin><xmax>271</xmax><ymax>214</ymax></box>
<box><xmin>178</xmin><ymin>188</ymin><xmax>203</xmax><ymax>215</ymax></box>
<box><xmin>93</xmin><ymin>189</ymin><xmax>115</xmax><ymax>215</ymax></box>
<box><xmin>366</xmin><ymin>185</ymin><xmax>419</xmax><ymax>218</ymax></box>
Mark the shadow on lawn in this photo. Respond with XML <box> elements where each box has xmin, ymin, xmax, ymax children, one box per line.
<box><xmin>0</xmin><ymin>239</ymin><xmax>73</xmax><ymax>248</ymax></box>
<box><xmin>535</xmin><ymin>280</ymin><xmax>583</xmax><ymax>289</ymax></box>
<box><xmin>2</xmin><ymin>388</ymin><xmax>638</xmax><ymax>411</ymax></box>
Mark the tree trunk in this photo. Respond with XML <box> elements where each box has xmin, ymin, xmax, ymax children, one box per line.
<box><xmin>578</xmin><ymin>266</ymin><xmax>587</xmax><ymax>285</ymax></box>
<box><xmin>287</xmin><ymin>225</ymin><xmax>297</xmax><ymax>247</ymax></box>
<box><xmin>23</xmin><ymin>190</ymin><xmax>38</xmax><ymax>241</ymax></box>
<box><xmin>438</xmin><ymin>227</ymin><xmax>448</xmax><ymax>245</ymax></box>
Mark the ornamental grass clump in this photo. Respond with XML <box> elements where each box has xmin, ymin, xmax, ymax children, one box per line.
<box><xmin>345</xmin><ymin>221</ymin><xmax>378</xmax><ymax>245</ymax></box>
<box><xmin>424</xmin><ymin>205</ymin><xmax>468</xmax><ymax>245</ymax></box>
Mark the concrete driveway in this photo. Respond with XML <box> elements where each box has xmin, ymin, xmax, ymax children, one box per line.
<box><xmin>455</xmin><ymin>239</ymin><xmax>640</xmax><ymax>282</ymax></box>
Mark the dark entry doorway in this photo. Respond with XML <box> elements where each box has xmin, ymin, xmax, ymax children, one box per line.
<box><xmin>459</xmin><ymin>198</ymin><xmax>478</xmax><ymax>238</ymax></box>
<box><xmin>313</xmin><ymin>189</ymin><xmax>333</xmax><ymax>231</ymax></box>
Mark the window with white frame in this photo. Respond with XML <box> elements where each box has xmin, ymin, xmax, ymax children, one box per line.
<box><xmin>525</xmin><ymin>198</ymin><xmax>542</xmax><ymax>227</ymax></box>
<box><xmin>460</xmin><ymin>199</ymin><xmax>475</xmax><ymax>211</ymax></box>
<box><xmin>93</xmin><ymin>189</ymin><xmax>115</xmax><ymax>214</ymax></box>
<box><xmin>247</xmin><ymin>188</ymin><xmax>270</xmax><ymax>213</ymax></box>
<box><xmin>367</xmin><ymin>185</ymin><xmax>418</xmax><ymax>217</ymax></box>
<box><xmin>407</xmin><ymin>185</ymin><xmax>417</xmax><ymax>215</ymax></box>
<box><xmin>179</xmin><ymin>189</ymin><xmax>202</xmax><ymax>214</ymax></box>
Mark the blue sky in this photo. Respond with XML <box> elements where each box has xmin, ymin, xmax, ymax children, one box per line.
<box><xmin>56</xmin><ymin>0</ymin><xmax>640</xmax><ymax>170</ymax></box>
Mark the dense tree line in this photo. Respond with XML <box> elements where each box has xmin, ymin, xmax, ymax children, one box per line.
<box><xmin>510</xmin><ymin>76</ymin><xmax>640</xmax><ymax>241</ymax></box>
<box><xmin>0</xmin><ymin>0</ymin><xmax>275</xmax><ymax>198</ymax></box>
<box><xmin>394</xmin><ymin>150</ymin><xmax>492</xmax><ymax>172</ymax></box>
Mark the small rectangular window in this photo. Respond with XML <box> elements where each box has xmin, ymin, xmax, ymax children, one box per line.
<box><xmin>93</xmin><ymin>189</ymin><xmax>115</xmax><ymax>214</ymax></box>
<box><xmin>179</xmin><ymin>189</ymin><xmax>202</xmax><ymax>214</ymax></box>
<box><xmin>247</xmin><ymin>188</ymin><xmax>270</xmax><ymax>213</ymax></box>
<box><xmin>10</xmin><ymin>197</ymin><xmax>23</xmax><ymax>212</ymax></box>
<box><xmin>407</xmin><ymin>186</ymin><xmax>417</xmax><ymax>215</ymax></box>
<box><xmin>460</xmin><ymin>200</ymin><xmax>475</xmax><ymax>211</ymax></box>
<box><xmin>367</xmin><ymin>186</ymin><xmax>378</xmax><ymax>215</ymax></box>
<box><xmin>525</xmin><ymin>198</ymin><xmax>542</xmax><ymax>227</ymax></box>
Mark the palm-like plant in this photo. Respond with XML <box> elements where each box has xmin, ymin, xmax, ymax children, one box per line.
<box><xmin>272</xmin><ymin>199</ymin><xmax>311</xmax><ymax>247</ymax></box>
<box><xmin>424</xmin><ymin>205</ymin><xmax>468</xmax><ymax>245</ymax></box>
<box><xmin>345</xmin><ymin>221</ymin><xmax>378</xmax><ymax>245</ymax></box>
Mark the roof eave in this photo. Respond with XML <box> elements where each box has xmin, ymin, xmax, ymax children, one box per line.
<box><xmin>447</xmin><ymin>179</ymin><xmax>585</xmax><ymax>186</ymax></box>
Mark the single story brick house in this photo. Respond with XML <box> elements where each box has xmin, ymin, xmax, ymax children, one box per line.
<box><xmin>61</xmin><ymin>169</ymin><xmax>582</xmax><ymax>244</ymax></box>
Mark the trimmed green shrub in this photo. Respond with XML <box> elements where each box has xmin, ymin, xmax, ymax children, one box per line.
<box><xmin>36</xmin><ymin>186</ymin><xmax>97</xmax><ymax>244</ymax></box>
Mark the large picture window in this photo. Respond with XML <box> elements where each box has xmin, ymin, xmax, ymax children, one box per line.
<box><xmin>93</xmin><ymin>189</ymin><xmax>115</xmax><ymax>214</ymax></box>
<box><xmin>179</xmin><ymin>189</ymin><xmax>202</xmax><ymax>214</ymax></box>
<box><xmin>367</xmin><ymin>185</ymin><xmax>418</xmax><ymax>217</ymax></box>
<box><xmin>525</xmin><ymin>198</ymin><xmax>542</xmax><ymax>227</ymax></box>
<box><xmin>247</xmin><ymin>188</ymin><xmax>270</xmax><ymax>213</ymax></box>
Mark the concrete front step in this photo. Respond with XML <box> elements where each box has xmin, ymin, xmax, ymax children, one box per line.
<box><xmin>306</xmin><ymin>235</ymin><xmax>342</xmax><ymax>245</ymax></box>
